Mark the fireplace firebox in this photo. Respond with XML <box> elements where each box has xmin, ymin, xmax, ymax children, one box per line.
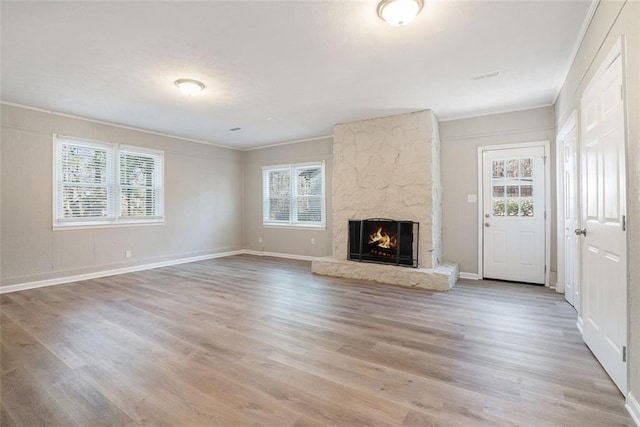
<box><xmin>348</xmin><ymin>219</ymin><xmax>418</xmax><ymax>267</ymax></box>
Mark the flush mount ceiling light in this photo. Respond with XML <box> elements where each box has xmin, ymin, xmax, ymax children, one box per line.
<box><xmin>377</xmin><ymin>0</ymin><xmax>423</xmax><ymax>26</ymax></box>
<box><xmin>174</xmin><ymin>79</ymin><xmax>205</xmax><ymax>96</ymax></box>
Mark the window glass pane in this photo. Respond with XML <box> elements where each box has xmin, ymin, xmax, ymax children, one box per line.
<box><xmin>61</xmin><ymin>186</ymin><xmax>108</xmax><ymax>218</ymax></box>
<box><xmin>521</xmin><ymin>197</ymin><xmax>534</xmax><ymax>217</ymax></box>
<box><xmin>506</xmin><ymin>198</ymin><xmax>519</xmax><ymax>216</ymax></box>
<box><xmin>296</xmin><ymin>167</ymin><xmax>322</xmax><ymax>196</ymax></box>
<box><xmin>506</xmin><ymin>185</ymin><xmax>519</xmax><ymax>197</ymax></box>
<box><xmin>60</xmin><ymin>145</ymin><xmax>108</xmax><ymax>185</ymax></box>
<box><xmin>120</xmin><ymin>151</ymin><xmax>159</xmax><ymax>217</ymax></box>
<box><xmin>296</xmin><ymin>195</ymin><xmax>322</xmax><ymax>222</ymax></box>
<box><xmin>493</xmin><ymin>185</ymin><xmax>505</xmax><ymax>197</ymax></box>
<box><xmin>520</xmin><ymin>158</ymin><xmax>533</xmax><ymax>177</ymax></box>
<box><xmin>59</xmin><ymin>143</ymin><xmax>110</xmax><ymax>219</ymax></box>
<box><xmin>269</xmin><ymin>170</ymin><xmax>290</xmax><ymax>197</ymax></box>
<box><xmin>269</xmin><ymin>198</ymin><xmax>291</xmax><ymax>221</ymax></box>
<box><xmin>506</xmin><ymin>159</ymin><xmax>519</xmax><ymax>178</ymax></box>
<box><xmin>492</xmin><ymin>160</ymin><xmax>504</xmax><ymax>178</ymax></box>
<box><xmin>520</xmin><ymin>185</ymin><xmax>533</xmax><ymax>197</ymax></box>
<box><xmin>121</xmin><ymin>188</ymin><xmax>158</xmax><ymax>217</ymax></box>
<box><xmin>492</xmin><ymin>198</ymin><xmax>505</xmax><ymax>216</ymax></box>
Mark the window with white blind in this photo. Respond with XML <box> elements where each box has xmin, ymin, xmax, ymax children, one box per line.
<box><xmin>54</xmin><ymin>135</ymin><xmax>163</xmax><ymax>228</ymax></box>
<box><xmin>262</xmin><ymin>162</ymin><xmax>325</xmax><ymax>228</ymax></box>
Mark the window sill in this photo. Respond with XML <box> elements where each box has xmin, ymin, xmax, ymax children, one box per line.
<box><xmin>53</xmin><ymin>220</ymin><xmax>165</xmax><ymax>231</ymax></box>
<box><xmin>263</xmin><ymin>223</ymin><xmax>326</xmax><ymax>231</ymax></box>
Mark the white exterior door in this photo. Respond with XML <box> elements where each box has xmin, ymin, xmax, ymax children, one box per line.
<box><xmin>579</xmin><ymin>53</ymin><xmax>627</xmax><ymax>394</ymax></box>
<box><xmin>482</xmin><ymin>146</ymin><xmax>546</xmax><ymax>284</ymax></box>
<box><xmin>562</xmin><ymin>129</ymin><xmax>579</xmax><ymax>308</ymax></box>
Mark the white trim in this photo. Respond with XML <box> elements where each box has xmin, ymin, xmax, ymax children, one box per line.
<box><xmin>626</xmin><ymin>393</ymin><xmax>640</xmax><ymax>427</ymax></box>
<box><xmin>553</xmin><ymin>0</ymin><xmax>600</xmax><ymax>104</ymax></box>
<box><xmin>263</xmin><ymin>224</ymin><xmax>327</xmax><ymax>231</ymax></box>
<box><xmin>1</xmin><ymin>101</ymin><xmax>237</xmax><ymax>151</ymax></box>
<box><xmin>261</xmin><ymin>160</ymin><xmax>324</xmax><ymax>171</ymax></box>
<box><xmin>577</xmin><ymin>316</ymin><xmax>584</xmax><ymax>335</ymax></box>
<box><xmin>477</xmin><ymin>141</ymin><xmax>551</xmax><ymax>285</ymax></box>
<box><xmin>243</xmin><ymin>135</ymin><xmax>333</xmax><ymax>151</ymax></box>
<box><xmin>439</xmin><ymin>103</ymin><xmax>553</xmax><ymax>123</ymax></box>
<box><xmin>52</xmin><ymin>220</ymin><xmax>165</xmax><ymax>231</ymax></box>
<box><xmin>555</xmin><ymin>111</ymin><xmax>578</xmax><ymax>295</ymax></box>
<box><xmin>0</xmin><ymin>250</ymin><xmax>245</xmax><ymax>294</ymax></box>
<box><xmin>459</xmin><ymin>272</ymin><xmax>480</xmax><ymax>280</ymax></box>
<box><xmin>0</xmin><ymin>249</ymin><xmax>322</xmax><ymax>294</ymax></box>
<box><xmin>243</xmin><ymin>249</ymin><xmax>317</xmax><ymax>262</ymax></box>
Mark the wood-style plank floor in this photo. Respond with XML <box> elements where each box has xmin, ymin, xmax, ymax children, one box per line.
<box><xmin>0</xmin><ymin>255</ymin><xmax>632</xmax><ymax>426</ymax></box>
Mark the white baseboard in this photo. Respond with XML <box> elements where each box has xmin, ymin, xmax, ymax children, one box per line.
<box><xmin>577</xmin><ymin>316</ymin><xmax>584</xmax><ymax>335</ymax></box>
<box><xmin>459</xmin><ymin>272</ymin><xmax>480</xmax><ymax>280</ymax></box>
<box><xmin>626</xmin><ymin>392</ymin><xmax>640</xmax><ymax>426</ymax></box>
<box><xmin>0</xmin><ymin>250</ymin><xmax>245</xmax><ymax>294</ymax></box>
<box><xmin>242</xmin><ymin>249</ymin><xmax>317</xmax><ymax>262</ymax></box>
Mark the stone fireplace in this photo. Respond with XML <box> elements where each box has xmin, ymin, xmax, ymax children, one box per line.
<box><xmin>311</xmin><ymin>110</ymin><xmax>458</xmax><ymax>291</ymax></box>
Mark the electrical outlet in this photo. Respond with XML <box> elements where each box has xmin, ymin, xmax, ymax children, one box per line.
<box><xmin>125</xmin><ymin>250</ymin><xmax>132</xmax><ymax>258</ymax></box>
<box><xmin>258</xmin><ymin>237</ymin><xmax>263</xmax><ymax>244</ymax></box>
<box><xmin>467</xmin><ymin>194</ymin><xmax>477</xmax><ymax>203</ymax></box>
<box><xmin>311</xmin><ymin>238</ymin><xmax>315</xmax><ymax>245</ymax></box>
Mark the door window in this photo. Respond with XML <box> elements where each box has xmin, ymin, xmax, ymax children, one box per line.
<box><xmin>492</xmin><ymin>158</ymin><xmax>534</xmax><ymax>217</ymax></box>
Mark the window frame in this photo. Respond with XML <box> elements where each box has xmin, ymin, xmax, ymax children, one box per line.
<box><xmin>262</xmin><ymin>161</ymin><xmax>326</xmax><ymax>229</ymax></box>
<box><xmin>53</xmin><ymin>134</ymin><xmax>164</xmax><ymax>230</ymax></box>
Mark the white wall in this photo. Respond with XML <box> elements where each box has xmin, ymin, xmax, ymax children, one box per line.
<box><xmin>440</xmin><ymin>106</ymin><xmax>556</xmax><ymax>276</ymax></box>
<box><xmin>554</xmin><ymin>0</ymin><xmax>639</xmax><ymax>408</ymax></box>
<box><xmin>242</xmin><ymin>138</ymin><xmax>333</xmax><ymax>257</ymax></box>
<box><xmin>0</xmin><ymin>104</ymin><xmax>244</xmax><ymax>286</ymax></box>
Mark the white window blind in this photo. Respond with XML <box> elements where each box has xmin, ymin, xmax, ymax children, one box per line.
<box><xmin>54</xmin><ymin>135</ymin><xmax>164</xmax><ymax>228</ymax></box>
<box><xmin>56</xmin><ymin>138</ymin><xmax>114</xmax><ymax>222</ymax></box>
<box><xmin>119</xmin><ymin>147</ymin><xmax>163</xmax><ymax>219</ymax></box>
<box><xmin>262</xmin><ymin>162</ymin><xmax>325</xmax><ymax>228</ymax></box>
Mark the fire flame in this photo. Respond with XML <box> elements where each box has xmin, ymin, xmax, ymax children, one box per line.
<box><xmin>369</xmin><ymin>227</ymin><xmax>397</xmax><ymax>249</ymax></box>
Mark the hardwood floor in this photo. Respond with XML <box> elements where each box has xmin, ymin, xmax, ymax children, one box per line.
<box><xmin>0</xmin><ymin>255</ymin><xmax>632</xmax><ymax>426</ymax></box>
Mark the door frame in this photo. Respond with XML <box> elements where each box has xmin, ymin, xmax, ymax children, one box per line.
<box><xmin>477</xmin><ymin>141</ymin><xmax>551</xmax><ymax>286</ymax></box>
<box><xmin>556</xmin><ymin>111</ymin><xmax>579</xmax><ymax>302</ymax></box>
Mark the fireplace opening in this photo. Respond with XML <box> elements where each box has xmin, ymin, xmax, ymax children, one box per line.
<box><xmin>348</xmin><ymin>219</ymin><xmax>418</xmax><ymax>267</ymax></box>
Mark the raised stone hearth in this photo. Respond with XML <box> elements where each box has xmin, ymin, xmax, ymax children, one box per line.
<box><xmin>311</xmin><ymin>110</ymin><xmax>458</xmax><ymax>291</ymax></box>
<box><xmin>312</xmin><ymin>257</ymin><xmax>459</xmax><ymax>291</ymax></box>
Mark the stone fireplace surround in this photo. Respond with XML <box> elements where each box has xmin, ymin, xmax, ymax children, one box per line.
<box><xmin>311</xmin><ymin>110</ymin><xmax>458</xmax><ymax>291</ymax></box>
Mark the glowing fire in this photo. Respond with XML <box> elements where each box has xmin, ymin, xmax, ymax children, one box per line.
<box><xmin>369</xmin><ymin>227</ymin><xmax>397</xmax><ymax>249</ymax></box>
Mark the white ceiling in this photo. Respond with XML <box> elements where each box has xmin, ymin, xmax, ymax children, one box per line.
<box><xmin>1</xmin><ymin>1</ymin><xmax>592</xmax><ymax>149</ymax></box>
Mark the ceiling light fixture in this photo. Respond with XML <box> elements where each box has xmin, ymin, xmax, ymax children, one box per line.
<box><xmin>377</xmin><ymin>0</ymin><xmax>423</xmax><ymax>26</ymax></box>
<box><xmin>174</xmin><ymin>79</ymin><xmax>205</xmax><ymax>96</ymax></box>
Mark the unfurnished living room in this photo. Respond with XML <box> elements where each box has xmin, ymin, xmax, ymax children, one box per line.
<box><xmin>1</xmin><ymin>0</ymin><xmax>639</xmax><ymax>425</ymax></box>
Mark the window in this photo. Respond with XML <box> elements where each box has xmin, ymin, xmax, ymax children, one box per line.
<box><xmin>491</xmin><ymin>157</ymin><xmax>534</xmax><ymax>217</ymax></box>
<box><xmin>54</xmin><ymin>135</ymin><xmax>163</xmax><ymax>228</ymax></box>
<box><xmin>262</xmin><ymin>162</ymin><xmax>325</xmax><ymax>228</ymax></box>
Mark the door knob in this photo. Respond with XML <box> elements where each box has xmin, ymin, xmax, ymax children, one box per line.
<box><xmin>484</xmin><ymin>222</ymin><xmax>490</xmax><ymax>227</ymax></box>
<box><xmin>574</xmin><ymin>228</ymin><xmax>587</xmax><ymax>236</ymax></box>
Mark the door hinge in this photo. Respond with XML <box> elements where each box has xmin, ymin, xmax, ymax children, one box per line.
<box><xmin>623</xmin><ymin>346</ymin><xmax>627</xmax><ymax>362</ymax></box>
<box><xmin>622</xmin><ymin>215</ymin><xmax>626</xmax><ymax>231</ymax></box>
<box><xmin>543</xmin><ymin>156</ymin><xmax>547</xmax><ymax>165</ymax></box>
<box><xmin>544</xmin><ymin>211</ymin><xmax>547</xmax><ymax>220</ymax></box>
<box><xmin>544</xmin><ymin>265</ymin><xmax>547</xmax><ymax>274</ymax></box>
